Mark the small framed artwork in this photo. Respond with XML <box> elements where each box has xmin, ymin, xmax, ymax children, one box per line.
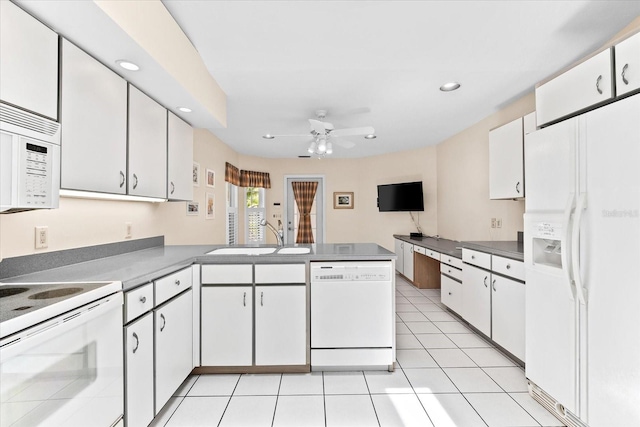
<box><xmin>193</xmin><ymin>162</ymin><xmax>200</xmax><ymax>186</ymax></box>
<box><xmin>206</xmin><ymin>169</ymin><xmax>215</xmax><ymax>188</ymax></box>
<box><xmin>186</xmin><ymin>201</ymin><xmax>199</xmax><ymax>216</ymax></box>
<box><xmin>205</xmin><ymin>193</ymin><xmax>215</xmax><ymax>219</ymax></box>
<box><xmin>333</xmin><ymin>192</ymin><xmax>354</xmax><ymax>209</ymax></box>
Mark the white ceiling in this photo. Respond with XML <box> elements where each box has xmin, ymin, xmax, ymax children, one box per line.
<box><xmin>16</xmin><ymin>1</ymin><xmax>640</xmax><ymax>159</ymax></box>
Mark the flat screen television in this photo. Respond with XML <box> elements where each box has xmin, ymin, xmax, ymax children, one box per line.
<box><xmin>377</xmin><ymin>181</ymin><xmax>424</xmax><ymax>212</ymax></box>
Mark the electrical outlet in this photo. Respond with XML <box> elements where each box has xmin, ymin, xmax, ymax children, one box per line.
<box><xmin>496</xmin><ymin>218</ymin><xmax>503</xmax><ymax>228</ymax></box>
<box><xmin>125</xmin><ymin>222</ymin><xmax>132</xmax><ymax>239</ymax></box>
<box><xmin>491</xmin><ymin>218</ymin><xmax>497</xmax><ymax>228</ymax></box>
<box><xmin>35</xmin><ymin>226</ymin><xmax>48</xmax><ymax>249</ymax></box>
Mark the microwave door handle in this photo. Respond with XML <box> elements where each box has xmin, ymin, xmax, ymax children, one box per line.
<box><xmin>571</xmin><ymin>192</ymin><xmax>588</xmax><ymax>305</ymax></box>
<box><xmin>561</xmin><ymin>193</ymin><xmax>576</xmax><ymax>301</ymax></box>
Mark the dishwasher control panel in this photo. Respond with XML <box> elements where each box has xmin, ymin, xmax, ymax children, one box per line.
<box><xmin>311</xmin><ymin>261</ymin><xmax>392</xmax><ymax>282</ymax></box>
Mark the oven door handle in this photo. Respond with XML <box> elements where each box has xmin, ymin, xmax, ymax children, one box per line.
<box><xmin>0</xmin><ymin>293</ymin><xmax>122</xmax><ymax>360</ymax></box>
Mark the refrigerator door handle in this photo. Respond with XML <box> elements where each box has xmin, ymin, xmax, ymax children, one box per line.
<box><xmin>562</xmin><ymin>193</ymin><xmax>576</xmax><ymax>301</ymax></box>
<box><xmin>571</xmin><ymin>192</ymin><xmax>588</xmax><ymax>305</ymax></box>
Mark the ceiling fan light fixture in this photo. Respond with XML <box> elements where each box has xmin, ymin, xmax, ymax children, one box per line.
<box><xmin>308</xmin><ymin>141</ymin><xmax>317</xmax><ymax>153</ymax></box>
<box><xmin>262</xmin><ymin>134</ymin><xmax>275</xmax><ymax>139</ymax></box>
<box><xmin>364</xmin><ymin>134</ymin><xmax>377</xmax><ymax>139</ymax></box>
<box><xmin>317</xmin><ymin>139</ymin><xmax>327</xmax><ymax>153</ymax></box>
<box><xmin>326</xmin><ymin>142</ymin><xmax>333</xmax><ymax>154</ymax></box>
<box><xmin>440</xmin><ymin>81</ymin><xmax>461</xmax><ymax>92</ymax></box>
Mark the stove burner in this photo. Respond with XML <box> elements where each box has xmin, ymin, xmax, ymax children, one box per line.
<box><xmin>28</xmin><ymin>288</ymin><xmax>84</xmax><ymax>300</ymax></box>
<box><xmin>0</xmin><ymin>287</ymin><xmax>29</xmax><ymax>298</ymax></box>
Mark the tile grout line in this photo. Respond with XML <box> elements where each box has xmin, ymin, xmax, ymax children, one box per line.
<box><xmin>269</xmin><ymin>374</ymin><xmax>283</xmax><ymax>427</ymax></box>
<box><xmin>322</xmin><ymin>371</ymin><xmax>327</xmax><ymax>427</ymax></box>
<box><xmin>216</xmin><ymin>374</ymin><xmax>242</xmax><ymax>427</ymax></box>
<box><xmin>361</xmin><ymin>370</ymin><xmax>382</xmax><ymax>427</ymax></box>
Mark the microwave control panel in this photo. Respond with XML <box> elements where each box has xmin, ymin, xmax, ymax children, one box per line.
<box><xmin>23</xmin><ymin>141</ymin><xmax>52</xmax><ymax>206</ymax></box>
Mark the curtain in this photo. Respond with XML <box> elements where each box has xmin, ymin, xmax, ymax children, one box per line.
<box><xmin>292</xmin><ymin>181</ymin><xmax>318</xmax><ymax>244</ymax></box>
<box><xmin>240</xmin><ymin>170</ymin><xmax>271</xmax><ymax>188</ymax></box>
<box><xmin>224</xmin><ymin>162</ymin><xmax>240</xmax><ymax>185</ymax></box>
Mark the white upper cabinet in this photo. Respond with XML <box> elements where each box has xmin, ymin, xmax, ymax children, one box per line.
<box><xmin>615</xmin><ymin>32</ymin><xmax>640</xmax><ymax>97</ymax></box>
<box><xmin>0</xmin><ymin>1</ymin><xmax>58</xmax><ymax>120</ymax></box>
<box><xmin>60</xmin><ymin>39</ymin><xmax>128</xmax><ymax>194</ymax></box>
<box><xmin>128</xmin><ymin>85</ymin><xmax>167</xmax><ymax>198</ymax></box>
<box><xmin>489</xmin><ymin>117</ymin><xmax>524</xmax><ymax>199</ymax></box>
<box><xmin>536</xmin><ymin>48</ymin><xmax>614</xmax><ymax>127</ymax></box>
<box><xmin>167</xmin><ymin>112</ymin><xmax>193</xmax><ymax>201</ymax></box>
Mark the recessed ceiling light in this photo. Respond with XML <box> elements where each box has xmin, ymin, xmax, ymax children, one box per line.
<box><xmin>440</xmin><ymin>81</ymin><xmax>461</xmax><ymax>92</ymax></box>
<box><xmin>262</xmin><ymin>134</ymin><xmax>275</xmax><ymax>139</ymax></box>
<box><xmin>116</xmin><ymin>60</ymin><xmax>140</xmax><ymax>71</ymax></box>
<box><xmin>364</xmin><ymin>134</ymin><xmax>377</xmax><ymax>139</ymax></box>
<box><xmin>177</xmin><ymin>107</ymin><xmax>192</xmax><ymax>113</ymax></box>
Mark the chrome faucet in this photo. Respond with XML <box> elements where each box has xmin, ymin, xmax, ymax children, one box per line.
<box><xmin>260</xmin><ymin>218</ymin><xmax>284</xmax><ymax>246</ymax></box>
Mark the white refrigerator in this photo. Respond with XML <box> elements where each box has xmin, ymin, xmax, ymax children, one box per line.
<box><xmin>524</xmin><ymin>93</ymin><xmax>640</xmax><ymax>427</ymax></box>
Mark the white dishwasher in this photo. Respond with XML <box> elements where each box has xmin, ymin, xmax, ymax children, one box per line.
<box><xmin>310</xmin><ymin>261</ymin><xmax>394</xmax><ymax>371</ymax></box>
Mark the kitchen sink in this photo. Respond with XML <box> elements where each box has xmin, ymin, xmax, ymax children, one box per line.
<box><xmin>207</xmin><ymin>247</ymin><xmax>277</xmax><ymax>255</ymax></box>
<box><xmin>277</xmin><ymin>247</ymin><xmax>311</xmax><ymax>254</ymax></box>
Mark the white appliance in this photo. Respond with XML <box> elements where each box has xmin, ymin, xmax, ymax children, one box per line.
<box><xmin>0</xmin><ymin>102</ymin><xmax>60</xmax><ymax>213</ymax></box>
<box><xmin>524</xmin><ymin>93</ymin><xmax>640</xmax><ymax>427</ymax></box>
<box><xmin>310</xmin><ymin>261</ymin><xmax>394</xmax><ymax>370</ymax></box>
<box><xmin>0</xmin><ymin>281</ymin><xmax>123</xmax><ymax>427</ymax></box>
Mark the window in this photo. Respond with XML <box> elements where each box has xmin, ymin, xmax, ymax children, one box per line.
<box><xmin>245</xmin><ymin>187</ymin><xmax>266</xmax><ymax>244</ymax></box>
<box><xmin>226</xmin><ymin>182</ymin><xmax>238</xmax><ymax>245</ymax></box>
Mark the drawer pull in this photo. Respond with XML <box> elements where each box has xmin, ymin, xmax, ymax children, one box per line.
<box><xmin>471</xmin><ymin>255</ymin><xmax>475</xmax><ymax>260</ymax></box>
<box><xmin>484</xmin><ymin>276</ymin><xmax>488</xmax><ymax>287</ymax></box>
<box><xmin>448</xmin><ymin>269</ymin><xmax>451</xmax><ymax>273</ymax></box>
<box><xmin>139</xmin><ymin>296</ymin><xmax>146</xmax><ymax>304</ymax></box>
<box><xmin>622</xmin><ymin>64</ymin><xmax>629</xmax><ymax>85</ymax></box>
<box><xmin>261</xmin><ymin>291</ymin><xmax>264</xmax><ymax>306</ymax></box>
<box><xmin>506</xmin><ymin>264</ymin><xmax>511</xmax><ymax>270</ymax></box>
<box><xmin>175</xmin><ymin>279</ymin><xmax>181</xmax><ymax>286</ymax></box>
<box><xmin>243</xmin><ymin>292</ymin><xmax>246</xmax><ymax>307</ymax></box>
<box><xmin>596</xmin><ymin>75</ymin><xmax>603</xmax><ymax>94</ymax></box>
<box><xmin>132</xmin><ymin>332</ymin><xmax>139</xmax><ymax>354</ymax></box>
<box><xmin>448</xmin><ymin>292</ymin><xmax>452</xmax><ymax>295</ymax></box>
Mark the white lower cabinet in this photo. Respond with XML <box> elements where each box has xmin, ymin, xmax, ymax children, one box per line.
<box><xmin>462</xmin><ymin>264</ymin><xmax>492</xmax><ymax>337</ymax></box>
<box><xmin>441</xmin><ymin>274</ymin><xmax>462</xmax><ymax>314</ymax></box>
<box><xmin>403</xmin><ymin>243</ymin><xmax>414</xmax><ymax>281</ymax></box>
<box><xmin>124</xmin><ymin>313</ymin><xmax>154</xmax><ymax>427</ymax></box>
<box><xmin>154</xmin><ymin>289</ymin><xmax>193</xmax><ymax>415</ymax></box>
<box><xmin>201</xmin><ymin>286</ymin><xmax>253</xmax><ymax>366</ymax></box>
<box><xmin>255</xmin><ymin>285</ymin><xmax>306</xmax><ymax>365</ymax></box>
<box><xmin>491</xmin><ymin>275</ymin><xmax>525</xmax><ymax>361</ymax></box>
<box><xmin>394</xmin><ymin>239</ymin><xmax>404</xmax><ymax>274</ymax></box>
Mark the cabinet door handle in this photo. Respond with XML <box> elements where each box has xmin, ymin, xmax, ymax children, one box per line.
<box><xmin>120</xmin><ymin>171</ymin><xmax>125</xmax><ymax>188</ymax></box>
<box><xmin>175</xmin><ymin>279</ymin><xmax>181</xmax><ymax>286</ymax></box>
<box><xmin>516</xmin><ymin>181</ymin><xmax>521</xmax><ymax>194</ymax></box>
<box><xmin>448</xmin><ymin>269</ymin><xmax>452</xmax><ymax>273</ymax></box>
<box><xmin>139</xmin><ymin>296</ymin><xmax>146</xmax><ymax>304</ymax></box>
<box><xmin>484</xmin><ymin>276</ymin><xmax>488</xmax><ymax>287</ymax></box>
<box><xmin>170</xmin><ymin>181</ymin><xmax>175</xmax><ymax>194</ymax></box>
<box><xmin>132</xmin><ymin>332</ymin><xmax>139</xmax><ymax>354</ymax></box>
<box><xmin>261</xmin><ymin>291</ymin><xmax>264</xmax><ymax>306</ymax></box>
<box><xmin>471</xmin><ymin>255</ymin><xmax>475</xmax><ymax>260</ymax></box>
<box><xmin>596</xmin><ymin>75</ymin><xmax>603</xmax><ymax>94</ymax></box>
<box><xmin>243</xmin><ymin>292</ymin><xmax>246</xmax><ymax>307</ymax></box>
<box><xmin>160</xmin><ymin>313</ymin><xmax>166</xmax><ymax>332</ymax></box>
<box><xmin>492</xmin><ymin>279</ymin><xmax>497</xmax><ymax>291</ymax></box>
<box><xmin>506</xmin><ymin>264</ymin><xmax>511</xmax><ymax>270</ymax></box>
<box><xmin>133</xmin><ymin>173</ymin><xmax>139</xmax><ymax>189</ymax></box>
<box><xmin>622</xmin><ymin>63</ymin><xmax>629</xmax><ymax>85</ymax></box>
<box><xmin>410</xmin><ymin>246</ymin><xmax>413</xmax><ymax>253</ymax></box>
<box><xmin>448</xmin><ymin>292</ymin><xmax>452</xmax><ymax>295</ymax></box>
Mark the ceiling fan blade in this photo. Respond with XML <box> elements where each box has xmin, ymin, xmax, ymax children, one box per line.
<box><xmin>331</xmin><ymin>126</ymin><xmax>374</xmax><ymax>137</ymax></box>
<box><xmin>333</xmin><ymin>138</ymin><xmax>356</xmax><ymax>149</ymax></box>
<box><xmin>269</xmin><ymin>134</ymin><xmax>311</xmax><ymax>138</ymax></box>
<box><xmin>308</xmin><ymin>119</ymin><xmax>326</xmax><ymax>135</ymax></box>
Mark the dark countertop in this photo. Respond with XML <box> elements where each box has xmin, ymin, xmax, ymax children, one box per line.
<box><xmin>461</xmin><ymin>241</ymin><xmax>524</xmax><ymax>261</ymax></box>
<box><xmin>393</xmin><ymin>235</ymin><xmax>463</xmax><ymax>258</ymax></box>
<box><xmin>2</xmin><ymin>243</ymin><xmax>396</xmax><ymax>291</ymax></box>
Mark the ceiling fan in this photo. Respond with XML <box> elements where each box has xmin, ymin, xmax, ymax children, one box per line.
<box><xmin>263</xmin><ymin>110</ymin><xmax>375</xmax><ymax>156</ymax></box>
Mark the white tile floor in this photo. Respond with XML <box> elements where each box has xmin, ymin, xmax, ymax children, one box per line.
<box><xmin>150</xmin><ymin>275</ymin><xmax>565</xmax><ymax>427</ymax></box>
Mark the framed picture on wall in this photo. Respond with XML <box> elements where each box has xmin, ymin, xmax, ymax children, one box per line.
<box><xmin>333</xmin><ymin>192</ymin><xmax>354</xmax><ymax>209</ymax></box>
<box><xmin>205</xmin><ymin>193</ymin><xmax>215</xmax><ymax>219</ymax></box>
<box><xmin>186</xmin><ymin>201</ymin><xmax>199</xmax><ymax>216</ymax></box>
<box><xmin>193</xmin><ymin>162</ymin><xmax>200</xmax><ymax>186</ymax></box>
<box><xmin>206</xmin><ymin>169</ymin><xmax>215</xmax><ymax>188</ymax></box>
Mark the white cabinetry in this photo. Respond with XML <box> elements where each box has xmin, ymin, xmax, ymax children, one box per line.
<box><xmin>128</xmin><ymin>85</ymin><xmax>167</xmax><ymax>198</ymax></box>
<box><xmin>154</xmin><ymin>289</ymin><xmax>193</xmax><ymax>414</ymax></box>
<box><xmin>536</xmin><ymin>48</ymin><xmax>614</xmax><ymax>126</ymax></box>
<box><xmin>60</xmin><ymin>39</ymin><xmax>128</xmax><ymax>193</ymax></box>
<box><xmin>615</xmin><ymin>32</ymin><xmax>640</xmax><ymax>97</ymax></box>
<box><xmin>255</xmin><ymin>285</ymin><xmax>306</xmax><ymax>365</ymax></box>
<box><xmin>462</xmin><ymin>263</ymin><xmax>492</xmax><ymax>337</ymax></box>
<box><xmin>441</xmin><ymin>274</ymin><xmax>462</xmax><ymax>314</ymax></box>
<box><xmin>489</xmin><ymin>117</ymin><xmax>524</xmax><ymax>199</ymax></box>
<box><xmin>167</xmin><ymin>112</ymin><xmax>193</xmax><ymax>201</ymax></box>
<box><xmin>394</xmin><ymin>239</ymin><xmax>404</xmax><ymax>274</ymax></box>
<box><xmin>491</xmin><ymin>274</ymin><xmax>525</xmax><ymax>361</ymax></box>
<box><xmin>0</xmin><ymin>1</ymin><xmax>58</xmax><ymax>119</ymax></box>
<box><xmin>201</xmin><ymin>286</ymin><xmax>253</xmax><ymax>366</ymax></box>
<box><xmin>124</xmin><ymin>313</ymin><xmax>154</xmax><ymax>427</ymax></box>
<box><xmin>403</xmin><ymin>243</ymin><xmax>414</xmax><ymax>281</ymax></box>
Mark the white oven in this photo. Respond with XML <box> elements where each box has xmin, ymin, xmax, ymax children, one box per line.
<box><xmin>0</xmin><ymin>282</ymin><xmax>123</xmax><ymax>427</ymax></box>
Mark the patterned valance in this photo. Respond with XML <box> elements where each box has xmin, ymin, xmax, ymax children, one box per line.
<box><xmin>240</xmin><ymin>170</ymin><xmax>271</xmax><ymax>188</ymax></box>
<box><xmin>224</xmin><ymin>162</ymin><xmax>240</xmax><ymax>186</ymax></box>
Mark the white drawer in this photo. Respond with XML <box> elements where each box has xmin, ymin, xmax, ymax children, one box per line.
<box><xmin>155</xmin><ymin>266</ymin><xmax>193</xmax><ymax>305</ymax></box>
<box><xmin>201</xmin><ymin>264</ymin><xmax>253</xmax><ymax>284</ymax></box>
<box><xmin>425</xmin><ymin>249</ymin><xmax>440</xmax><ymax>261</ymax></box>
<box><xmin>492</xmin><ymin>255</ymin><xmax>525</xmax><ymax>281</ymax></box>
<box><xmin>462</xmin><ymin>248</ymin><xmax>491</xmax><ymax>270</ymax></box>
<box><xmin>255</xmin><ymin>264</ymin><xmax>306</xmax><ymax>284</ymax></box>
<box><xmin>440</xmin><ymin>263</ymin><xmax>462</xmax><ymax>281</ymax></box>
<box><xmin>413</xmin><ymin>246</ymin><xmax>426</xmax><ymax>255</ymax></box>
<box><xmin>124</xmin><ymin>283</ymin><xmax>154</xmax><ymax>323</ymax></box>
<box><xmin>441</xmin><ymin>255</ymin><xmax>463</xmax><ymax>270</ymax></box>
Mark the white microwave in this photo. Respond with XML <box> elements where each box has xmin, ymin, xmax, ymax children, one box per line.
<box><xmin>0</xmin><ymin>103</ymin><xmax>60</xmax><ymax>213</ymax></box>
